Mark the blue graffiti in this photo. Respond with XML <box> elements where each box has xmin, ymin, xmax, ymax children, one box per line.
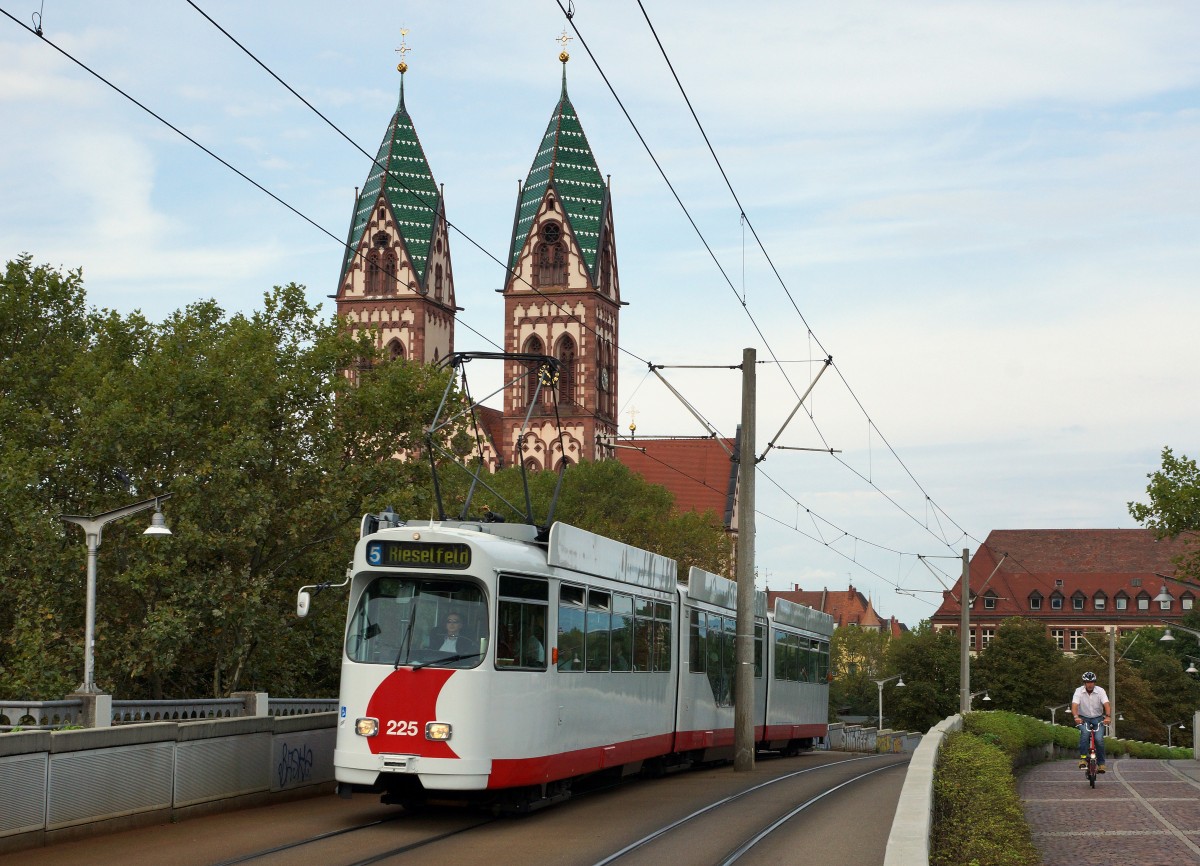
<box><xmin>277</xmin><ymin>740</ymin><xmax>315</xmax><ymax>787</ymax></box>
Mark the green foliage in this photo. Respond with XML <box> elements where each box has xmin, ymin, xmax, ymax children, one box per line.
<box><xmin>829</xmin><ymin>626</ymin><xmax>891</xmax><ymax>719</ymax></box>
<box><xmin>931</xmin><ymin>731</ymin><xmax>1041</xmax><ymax>866</ymax></box>
<box><xmin>886</xmin><ymin>623</ymin><xmax>961</xmax><ymax>731</ymax></box>
<box><xmin>463</xmin><ymin>459</ymin><xmax>732</xmax><ymax>578</ymax></box>
<box><xmin>963</xmin><ymin>710</ymin><xmax>1053</xmax><ymax>757</ymax></box>
<box><xmin>1128</xmin><ymin>446</ymin><xmax>1200</xmax><ymax>580</ymax></box>
<box><xmin>975</xmin><ymin>618</ymin><xmax>1071</xmax><ymax>717</ymax></box>
<box><xmin>0</xmin><ymin>258</ymin><xmax>452</xmax><ymax>699</ymax></box>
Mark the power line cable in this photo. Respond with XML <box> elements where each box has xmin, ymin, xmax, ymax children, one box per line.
<box><xmin>568</xmin><ymin>2</ymin><xmax>980</xmax><ymax>562</ymax></box>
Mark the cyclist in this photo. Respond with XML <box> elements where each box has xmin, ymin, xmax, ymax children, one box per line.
<box><xmin>1071</xmin><ymin>671</ymin><xmax>1111</xmax><ymax>772</ymax></box>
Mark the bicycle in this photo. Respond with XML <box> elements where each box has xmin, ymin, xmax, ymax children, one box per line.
<box><xmin>1078</xmin><ymin>720</ymin><xmax>1103</xmax><ymax>787</ymax></box>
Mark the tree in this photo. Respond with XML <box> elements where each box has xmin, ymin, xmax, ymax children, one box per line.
<box><xmin>974</xmin><ymin>617</ymin><xmax>1070</xmax><ymax>716</ymax></box>
<box><xmin>1129</xmin><ymin>447</ymin><xmax>1200</xmax><ymax>581</ymax></box>
<box><xmin>0</xmin><ymin>258</ymin><xmax>453</xmax><ymax>699</ymax></box>
<box><xmin>886</xmin><ymin>623</ymin><xmax>961</xmax><ymax>732</ymax></box>
<box><xmin>463</xmin><ymin>458</ymin><xmax>734</xmax><ymax>579</ymax></box>
<box><xmin>829</xmin><ymin>626</ymin><xmax>891</xmax><ymax>720</ymax></box>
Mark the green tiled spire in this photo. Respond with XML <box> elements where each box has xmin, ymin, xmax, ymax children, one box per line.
<box><xmin>509</xmin><ymin>67</ymin><xmax>607</xmax><ymax>277</ymax></box>
<box><xmin>339</xmin><ymin>75</ymin><xmax>441</xmax><ymax>287</ymax></box>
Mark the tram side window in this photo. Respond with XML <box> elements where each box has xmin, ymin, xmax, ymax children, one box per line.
<box><xmin>689</xmin><ymin>608</ymin><xmax>706</xmax><ymax>672</ymax></box>
<box><xmin>586</xmin><ymin>589</ymin><xmax>612</xmax><ymax>671</ymax></box>
<box><xmin>654</xmin><ymin>602</ymin><xmax>672</xmax><ymax>672</ymax></box>
<box><xmin>796</xmin><ymin>636</ymin><xmax>812</xmax><ymax>682</ymax></box>
<box><xmin>612</xmin><ymin>594</ymin><xmax>634</xmax><ymax>672</ymax></box>
<box><xmin>558</xmin><ymin>584</ymin><xmax>585</xmax><ymax>671</ymax></box>
<box><xmin>496</xmin><ymin>574</ymin><xmax>548</xmax><ymax>671</ymax></box>
<box><xmin>754</xmin><ymin>623</ymin><xmax>764</xmax><ymax>678</ymax></box>
<box><xmin>772</xmin><ymin>630</ymin><xmax>785</xmax><ymax>680</ymax></box>
<box><xmin>817</xmin><ymin>639</ymin><xmax>830</xmax><ymax>681</ymax></box>
<box><xmin>633</xmin><ymin>598</ymin><xmax>654</xmax><ymax>671</ymax></box>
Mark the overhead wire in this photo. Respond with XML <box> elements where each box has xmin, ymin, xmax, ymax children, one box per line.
<box><xmin>4</xmin><ymin>5</ymin><xmax>967</xmax><ymax>602</ymax></box>
<box><xmin>554</xmin><ymin>3</ymin><xmax>987</xmax><ymax>585</ymax></box>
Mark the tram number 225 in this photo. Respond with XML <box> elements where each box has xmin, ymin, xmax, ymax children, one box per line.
<box><xmin>387</xmin><ymin>720</ymin><xmax>419</xmax><ymax>737</ymax></box>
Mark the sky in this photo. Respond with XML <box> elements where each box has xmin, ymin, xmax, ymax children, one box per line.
<box><xmin>2</xmin><ymin>1</ymin><xmax>1198</xmax><ymax>628</ymax></box>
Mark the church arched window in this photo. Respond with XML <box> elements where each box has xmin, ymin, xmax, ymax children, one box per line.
<box><xmin>556</xmin><ymin>334</ymin><xmax>576</xmax><ymax>405</ymax></box>
<box><xmin>435</xmin><ymin>264</ymin><xmax>443</xmax><ymax>302</ymax></box>
<box><xmin>534</xmin><ymin>223</ymin><xmax>567</xmax><ymax>287</ymax></box>
<box><xmin>387</xmin><ymin>339</ymin><xmax>405</xmax><ymax>360</ymax></box>
<box><xmin>523</xmin><ymin>335</ymin><xmax>544</xmax><ymax>407</ymax></box>
<box><xmin>382</xmin><ymin>250</ymin><xmax>398</xmax><ymax>293</ymax></box>
<box><xmin>365</xmin><ymin>249</ymin><xmax>381</xmax><ymax>294</ymax></box>
<box><xmin>600</xmin><ymin>244</ymin><xmax>612</xmax><ymax>297</ymax></box>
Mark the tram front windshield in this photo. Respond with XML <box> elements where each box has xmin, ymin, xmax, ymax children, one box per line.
<box><xmin>346</xmin><ymin>576</ymin><xmax>487</xmax><ymax>668</ymax></box>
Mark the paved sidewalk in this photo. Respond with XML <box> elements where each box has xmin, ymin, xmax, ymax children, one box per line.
<box><xmin>1018</xmin><ymin>758</ymin><xmax>1200</xmax><ymax>865</ymax></box>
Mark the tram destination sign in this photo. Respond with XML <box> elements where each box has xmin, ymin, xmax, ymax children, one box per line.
<box><xmin>366</xmin><ymin>540</ymin><xmax>472</xmax><ymax>569</ymax></box>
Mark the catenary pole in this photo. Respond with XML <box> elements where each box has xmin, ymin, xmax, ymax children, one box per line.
<box><xmin>735</xmin><ymin>347</ymin><xmax>756</xmax><ymax>771</ymax></box>
<box><xmin>959</xmin><ymin>548</ymin><xmax>970</xmax><ymax>714</ymax></box>
<box><xmin>1108</xmin><ymin>626</ymin><xmax>1118</xmax><ymax>738</ymax></box>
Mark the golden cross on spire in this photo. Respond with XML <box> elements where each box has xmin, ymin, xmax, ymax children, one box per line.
<box><xmin>556</xmin><ymin>27</ymin><xmax>572</xmax><ymax>63</ymax></box>
<box><xmin>395</xmin><ymin>28</ymin><xmax>411</xmax><ymax>73</ymax></box>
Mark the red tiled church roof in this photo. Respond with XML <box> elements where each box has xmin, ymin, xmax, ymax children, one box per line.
<box><xmin>615</xmin><ymin>436</ymin><xmax>737</xmax><ymax>528</ymax></box>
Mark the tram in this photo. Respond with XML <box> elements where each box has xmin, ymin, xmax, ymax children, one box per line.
<box><xmin>298</xmin><ymin>510</ymin><xmax>832</xmax><ymax>811</ymax></box>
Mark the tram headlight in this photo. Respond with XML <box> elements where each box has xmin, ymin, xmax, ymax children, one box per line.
<box><xmin>425</xmin><ymin>722</ymin><xmax>452</xmax><ymax>741</ymax></box>
<box><xmin>355</xmin><ymin>717</ymin><xmax>379</xmax><ymax>737</ymax></box>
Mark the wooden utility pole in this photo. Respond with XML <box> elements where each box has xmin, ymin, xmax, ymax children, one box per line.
<box><xmin>734</xmin><ymin>348</ymin><xmax>756</xmax><ymax>771</ymax></box>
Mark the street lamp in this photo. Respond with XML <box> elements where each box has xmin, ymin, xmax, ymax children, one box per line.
<box><xmin>1184</xmin><ymin>656</ymin><xmax>1200</xmax><ymax>675</ymax></box>
<box><xmin>1166</xmin><ymin>721</ymin><xmax>1185</xmax><ymax>748</ymax></box>
<box><xmin>1047</xmin><ymin>703</ymin><xmax>1070</xmax><ymax>725</ymax></box>
<box><xmin>1160</xmin><ymin>620</ymin><xmax>1200</xmax><ymax>643</ymax></box>
<box><xmin>874</xmin><ymin>674</ymin><xmax>905</xmax><ymax>729</ymax></box>
<box><xmin>969</xmin><ymin>690</ymin><xmax>991</xmax><ymax>709</ymax></box>
<box><xmin>60</xmin><ymin>493</ymin><xmax>173</xmax><ymax>694</ymax></box>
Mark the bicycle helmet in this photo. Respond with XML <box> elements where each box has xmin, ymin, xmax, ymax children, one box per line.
<box><xmin>1081</xmin><ymin>671</ymin><xmax>1097</xmax><ymax>682</ymax></box>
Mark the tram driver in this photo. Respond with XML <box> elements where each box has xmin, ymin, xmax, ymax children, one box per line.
<box><xmin>434</xmin><ymin>612</ymin><xmax>470</xmax><ymax>654</ymax></box>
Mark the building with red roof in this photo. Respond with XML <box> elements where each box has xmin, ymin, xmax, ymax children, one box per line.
<box><xmin>767</xmin><ymin>585</ymin><xmax>907</xmax><ymax>636</ymax></box>
<box><xmin>930</xmin><ymin>529</ymin><xmax>1197</xmax><ymax>652</ymax></box>
<box><xmin>613</xmin><ymin>435</ymin><xmax>739</xmax><ymax>530</ymax></box>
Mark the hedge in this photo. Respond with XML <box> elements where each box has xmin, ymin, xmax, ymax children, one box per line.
<box><xmin>930</xmin><ymin>730</ymin><xmax>1041</xmax><ymax>866</ymax></box>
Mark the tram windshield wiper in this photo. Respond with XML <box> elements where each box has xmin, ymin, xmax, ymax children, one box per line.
<box><xmin>394</xmin><ymin>614</ymin><xmax>417</xmax><ymax>670</ymax></box>
<box><xmin>410</xmin><ymin>652</ymin><xmax>482</xmax><ymax>671</ymax></box>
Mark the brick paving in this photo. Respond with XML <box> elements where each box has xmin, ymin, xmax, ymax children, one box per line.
<box><xmin>1018</xmin><ymin>759</ymin><xmax>1200</xmax><ymax>865</ymax></box>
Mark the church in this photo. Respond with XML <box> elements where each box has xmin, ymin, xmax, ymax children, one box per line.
<box><xmin>332</xmin><ymin>42</ymin><xmax>619</xmax><ymax>474</ymax></box>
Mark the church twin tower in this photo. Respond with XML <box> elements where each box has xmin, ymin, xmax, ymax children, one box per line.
<box><xmin>335</xmin><ymin>53</ymin><xmax>620</xmax><ymax>472</ymax></box>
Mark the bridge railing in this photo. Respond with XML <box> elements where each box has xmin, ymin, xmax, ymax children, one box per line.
<box><xmin>1</xmin><ymin>694</ymin><xmax>337</xmax><ymax>730</ymax></box>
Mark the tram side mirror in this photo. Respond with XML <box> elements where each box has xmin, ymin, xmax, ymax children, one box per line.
<box><xmin>296</xmin><ymin>590</ymin><xmax>311</xmax><ymax>618</ymax></box>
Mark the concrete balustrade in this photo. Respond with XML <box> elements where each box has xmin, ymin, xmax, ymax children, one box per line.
<box><xmin>0</xmin><ymin>709</ymin><xmax>337</xmax><ymax>854</ymax></box>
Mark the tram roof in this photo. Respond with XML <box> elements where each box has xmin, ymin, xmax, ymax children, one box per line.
<box><xmin>774</xmin><ymin>597</ymin><xmax>835</xmax><ymax>637</ymax></box>
<box><xmin>547</xmin><ymin>523</ymin><xmax>677</xmax><ymax>593</ymax></box>
<box><xmin>686</xmin><ymin>567</ymin><xmax>768</xmax><ymax>619</ymax></box>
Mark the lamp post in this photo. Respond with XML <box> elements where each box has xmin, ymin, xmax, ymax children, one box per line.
<box><xmin>1184</xmin><ymin>656</ymin><xmax>1199</xmax><ymax>675</ymax></box>
<box><xmin>1047</xmin><ymin>703</ymin><xmax>1069</xmax><ymax>726</ymax></box>
<box><xmin>1160</xmin><ymin>620</ymin><xmax>1200</xmax><ymax>644</ymax></box>
<box><xmin>874</xmin><ymin>674</ymin><xmax>904</xmax><ymax>729</ymax></box>
<box><xmin>1166</xmin><ymin>721</ymin><xmax>1185</xmax><ymax>748</ymax></box>
<box><xmin>60</xmin><ymin>494</ymin><xmax>173</xmax><ymax>694</ymax></box>
<box><xmin>969</xmin><ymin>690</ymin><xmax>991</xmax><ymax>709</ymax></box>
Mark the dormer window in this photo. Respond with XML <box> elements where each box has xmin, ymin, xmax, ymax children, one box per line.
<box><xmin>1050</xmin><ymin>593</ymin><xmax>1064</xmax><ymax>610</ymax></box>
<box><xmin>1094</xmin><ymin>592</ymin><xmax>1107</xmax><ymax>611</ymax></box>
<box><xmin>983</xmin><ymin>591</ymin><xmax>997</xmax><ymax>610</ymax></box>
<box><xmin>1137</xmin><ymin>592</ymin><xmax>1150</xmax><ymax>611</ymax></box>
<box><xmin>1072</xmin><ymin>592</ymin><xmax>1086</xmax><ymax>611</ymax></box>
<box><xmin>1115</xmin><ymin>593</ymin><xmax>1128</xmax><ymax>611</ymax></box>
<box><xmin>1029</xmin><ymin>592</ymin><xmax>1043</xmax><ymax>611</ymax></box>
<box><xmin>1183</xmin><ymin>593</ymin><xmax>1195</xmax><ymax>611</ymax></box>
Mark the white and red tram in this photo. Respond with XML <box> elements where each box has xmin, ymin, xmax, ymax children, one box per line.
<box><xmin>313</xmin><ymin>511</ymin><xmax>832</xmax><ymax>810</ymax></box>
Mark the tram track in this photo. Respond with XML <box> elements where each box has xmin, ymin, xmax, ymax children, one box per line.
<box><xmin>591</xmin><ymin>753</ymin><xmax>909</xmax><ymax>866</ymax></box>
<box><xmin>209</xmin><ymin>811</ymin><xmax>495</xmax><ymax>866</ymax></box>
